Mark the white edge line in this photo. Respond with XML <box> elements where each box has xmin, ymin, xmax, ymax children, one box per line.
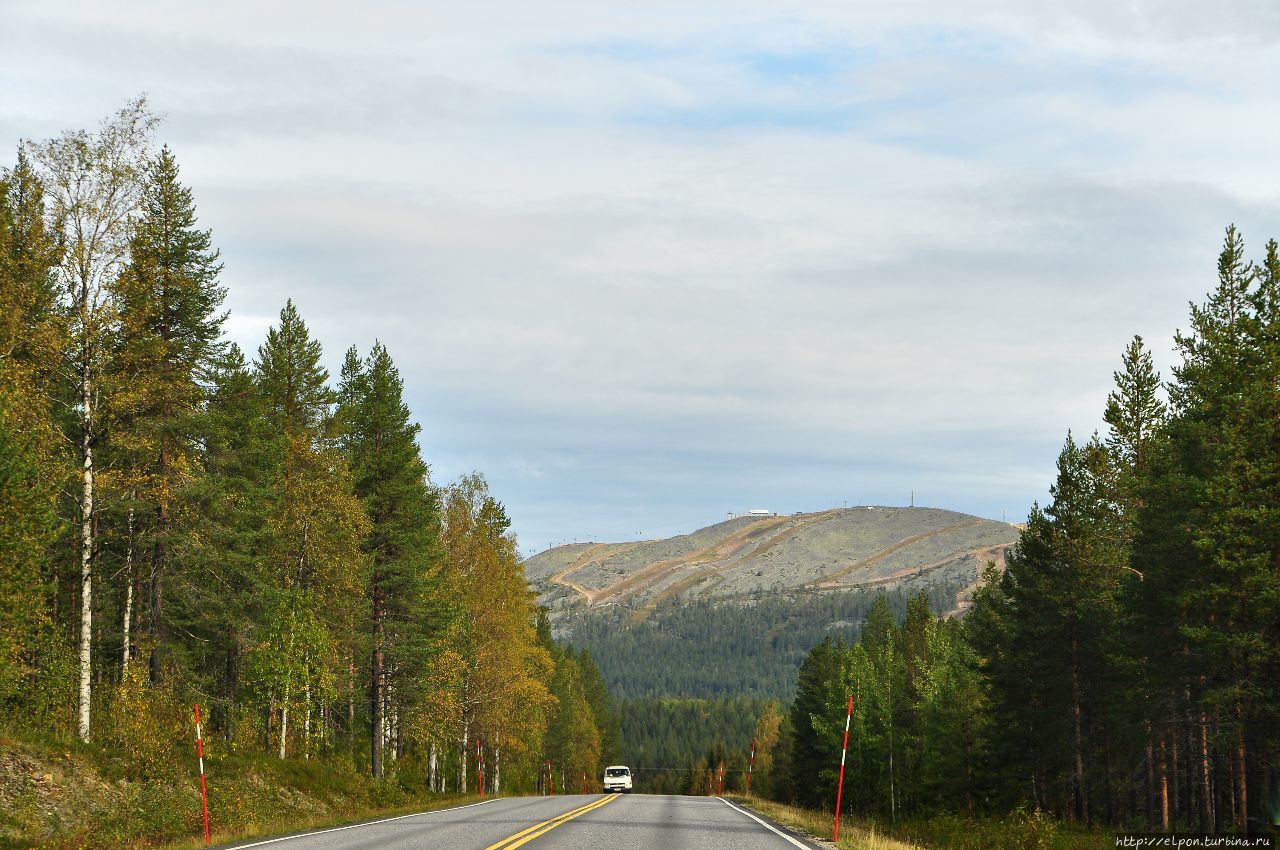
<box><xmin>719</xmin><ymin>797</ymin><xmax>814</xmax><ymax>850</ymax></box>
<box><xmin>225</xmin><ymin>798</ymin><xmax>497</xmax><ymax>848</ymax></box>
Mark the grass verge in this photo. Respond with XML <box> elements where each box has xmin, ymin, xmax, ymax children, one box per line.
<box><xmin>0</xmin><ymin>730</ymin><xmax>484</xmax><ymax>850</ymax></box>
<box><xmin>729</xmin><ymin>796</ymin><xmax>921</xmax><ymax>850</ymax></box>
<box><xmin>729</xmin><ymin>797</ymin><xmax>1113</xmax><ymax>850</ymax></box>
<box><xmin>161</xmin><ymin>792</ymin><xmax>485</xmax><ymax>850</ymax></box>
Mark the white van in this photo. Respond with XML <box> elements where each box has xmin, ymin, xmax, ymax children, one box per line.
<box><xmin>602</xmin><ymin>765</ymin><xmax>633</xmax><ymax>793</ymax></box>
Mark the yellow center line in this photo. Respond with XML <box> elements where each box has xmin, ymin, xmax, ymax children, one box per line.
<box><xmin>483</xmin><ymin>794</ymin><xmax>618</xmax><ymax>850</ymax></box>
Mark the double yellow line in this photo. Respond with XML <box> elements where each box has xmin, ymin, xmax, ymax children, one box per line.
<box><xmin>483</xmin><ymin>795</ymin><xmax>619</xmax><ymax>850</ymax></box>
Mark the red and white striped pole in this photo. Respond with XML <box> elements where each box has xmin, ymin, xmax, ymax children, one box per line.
<box><xmin>833</xmin><ymin>693</ymin><xmax>853</xmax><ymax>842</ymax></box>
<box><xmin>476</xmin><ymin>739</ymin><xmax>484</xmax><ymax>798</ymax></box>
<box><xmin>717</xmin><ymin>762</ymin><xmax>725</xmax><ymax>797</ymax></box>
<box><xmin>548</xmin><ymin>760</ymin><xmax>555</xmax><ymax>795</ymax></box>
<box><xmin>193</xmin><ymin>704</ymin><xmax>210</xmax><ymax>846</ymax></box>
<box><xmin>746</xmin><ymin>739</ymin><xmax>756</xmax><ymax>799</ymax></box>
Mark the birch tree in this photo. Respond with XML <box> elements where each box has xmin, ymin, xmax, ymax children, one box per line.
<box><xmin>30</xmin><ymin>98</ymin><xmax>157</xmax><ymax>740</ymax></box>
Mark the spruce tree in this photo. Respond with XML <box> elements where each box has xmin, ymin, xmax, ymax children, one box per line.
<box><xmin>255</xmin><ymin>299</ymin><xmax>333</xmax><ymax>437</ymax></box>
<box><xmin>252</xmin><ymin>308</ymin><xmax>367</xmax><ymax>759</ymax></box>
<box><xmin>177</xmin><ymin>344</ymin><xmax>285</xmax><ymax>732</ymax></box>
<box><xmin>787</xmin><ymin>635</ymin><xmax>845</xmax><ymax>806</ymax></box>
<box><xmin>339</xmin><ymin>342</ymin><xmax>442</xmax><ymax>777</ymax></box>
<box><xmin>111</xmin><ymin>145</ymin><xmax>226</xmax><ymax>679</ymax></box>
<box><xmin>0</xmin><ymin>399</ymin><xmax>59</xmax><ymax>716</ymax></box>
<box><xmin>0</xmin><ymin>153</ymin><xmax>66</xmax><ymax>722</ymax></box>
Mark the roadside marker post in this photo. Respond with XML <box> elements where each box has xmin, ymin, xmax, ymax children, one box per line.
<box><xmin>193</xmin><ymin>704</ymin><xmax>210</xmax><ymax>846</ymax></box>
<box><xmin>746</xmin><ymin>739</ymin><xmax>756</xmax><ymax>799</ymax></box>
<box><xmin>476</xmin><ymin>739</ymin><xmax>484</xmax><ymax>798</ymax></box>
<box><xmin>717</xmin><ymin>761</ymin><xmax>725</xmax><ymax>797</ymax></box>
<box><xmin>833</xmin><ymin>693</ymin><xmax>853</xmax><ymax>842</ymax></box>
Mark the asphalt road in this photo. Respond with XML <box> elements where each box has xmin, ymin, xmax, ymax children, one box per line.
<box><xmin>221</xmin><ymin>794</ymin><xmax>823</xmax><ymax>850</ymax></box>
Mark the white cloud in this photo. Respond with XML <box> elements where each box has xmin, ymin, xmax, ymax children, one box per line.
<box><xmin>3</xmin><ymin>0</ymin><xmax>1279</xmax><ymax>549</ymax></box>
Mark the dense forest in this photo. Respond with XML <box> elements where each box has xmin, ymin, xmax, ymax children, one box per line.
<box><xmin>0</xmin><ymin>99</ymin><xmax>620</xmax><ymax>795</ymax></box>
<box><xmin>778</xmin><ymin>228</ymin><xmax>1280</xmax><ymax>834</ymax></box>
<box><xmin>564</xmin><ymin>579</ymin><xmax>968</xmax><ymax>700</ymax></box>
<box><xmin>616</xmin><ymin>696</ymin><xmax>769</xmax><ymax>794</ymax></box>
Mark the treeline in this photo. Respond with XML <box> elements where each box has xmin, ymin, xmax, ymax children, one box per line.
<box><xmin>566</xmin><ymin>579</ymin><xmax>967</xmax><ymax>700</ymax></box>
<box><xmin>780</xmin><ymin>596</ymin><xmax>985</xmax><ymax>818</ymax></box>
<box><xmin>777</xmin><ymin>229</ymin><xmax>1280</xmax><ymax>834</ymax></box>
<box><xmin>617</xmin><ymin>696</ymin><xmax>770</xmax><ymax>795</ymax></box>
<box><xmin>0</xmin><ymin>99</ymin><xmax>618</xmax><ymax>793</ymax></box>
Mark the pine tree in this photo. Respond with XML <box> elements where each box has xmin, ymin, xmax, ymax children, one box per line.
<box><xmin>1154</xmin><ymin>227</ymin><xmax>1280</xmax><ymax>832</ymax></box>
<box><xmin>1104</xmin><ymin>336</ymin><xmax>1166</xmax><ymax>484</ymax></box>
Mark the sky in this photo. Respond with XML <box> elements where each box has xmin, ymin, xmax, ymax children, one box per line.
<box><xmin>4</xmin><ymin>1</ymin><xmax>1279</xmax><ymax>555</ymax></box>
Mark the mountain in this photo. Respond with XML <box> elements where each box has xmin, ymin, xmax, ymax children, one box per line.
<box><xmin>526</xmin><ymin>506</ymin><xmax>1019</xmax><ymax>701</ymax></box>
<box><xmin>527</xmin><ymin>506</ymin><xmax>1018</xmax><ymax>623</ymax></box>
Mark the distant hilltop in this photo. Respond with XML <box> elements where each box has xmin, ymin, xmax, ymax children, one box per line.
<box><xmin>526</xmin><ymin>506</ymin><xmax>1020</xmax><ymax>621</ymax></box>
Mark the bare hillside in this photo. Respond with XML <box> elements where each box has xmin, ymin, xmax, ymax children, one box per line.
<box><xmin>526</xmin><ymin>506</ymin><xmax>1018</xmax><ymax>620</ymax></box>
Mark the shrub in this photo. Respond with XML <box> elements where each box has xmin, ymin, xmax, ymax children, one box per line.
<box><xmin>99</xmin><ymin>664</ymin><xmax>189</xmax><ymax>781</ymax></box>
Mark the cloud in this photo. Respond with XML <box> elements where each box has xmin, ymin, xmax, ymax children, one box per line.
<box><xmin>3</xmin><ymin>0</ymin><xmax>1279</xmax><ymax>550</ymax></box>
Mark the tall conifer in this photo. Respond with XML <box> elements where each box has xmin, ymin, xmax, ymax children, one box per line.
<box><xmin>339</xmin><ymin>342</ymin><xmax>442</xmax><ymax>777</ymax></box>
<box><xmin>111</xmin><ymin>146</ymin><xmax>225</xmax><ymax>679</ymax></box>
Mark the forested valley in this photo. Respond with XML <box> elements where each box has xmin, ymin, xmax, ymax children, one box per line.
<box><xmin>565</xmin><ymin>579</ymin><xmax>970</xmax><ymax>701</ymax></box>
<box><xmin>0</xmin><ymin>100</ymin><xmax>622</xmax><ymax>843</ymax></box>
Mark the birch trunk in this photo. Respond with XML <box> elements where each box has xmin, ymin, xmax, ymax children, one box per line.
<box><xmin>459</xmin><ymin>730</ymin><xmax>466</xmax><ymax>795</ymax></box>
<box><xmin>76</xmin><ymin>352</ymin><xmax>94</xmax><ymax>742</ymax></box>
<box><xmin>35</xmin><ymin>99</ymin><xmax>157</xmax><ymax>744</ymax></box>
<box><xmin>304</xmin><ymin>680</ymin><xmax>312</xmax><ymax>761</ymax></box>
<box><xmin>120</xmin><ymin>503</ymin><xmax>134</xmax><ymax>678</ymax></box>
<box><xmin>279</xmin><ymin>677</ymin><xmax>290</xmax><ymax>760</ymax></box>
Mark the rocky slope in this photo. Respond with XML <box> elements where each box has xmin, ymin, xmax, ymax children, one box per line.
<box><xmin>526</xmin><ymin>506</ymin><xmax>1018</xmax><ymax>624</ymax></box>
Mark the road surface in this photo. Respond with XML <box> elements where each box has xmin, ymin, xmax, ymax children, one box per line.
<box><xmin>221</xmin><ymin>794</ymin><xmax>822</xmax><ymax>850</ymax></box>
